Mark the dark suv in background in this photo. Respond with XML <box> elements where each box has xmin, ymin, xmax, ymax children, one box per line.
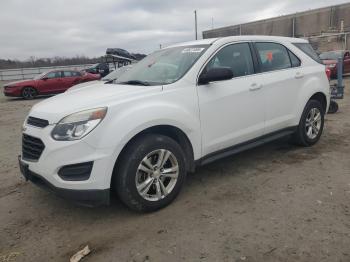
<box><xmin>106</xmin><ymin>48</ymin><xmax>136</xmax><ymax>60</ymax></box>
<box><xmin>84</xmin><ymin>63</ymin><xmax>110</xmax><ymax>77</ymax></box>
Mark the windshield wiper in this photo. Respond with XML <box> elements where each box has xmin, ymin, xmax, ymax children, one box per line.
<box><xmin>118</xmin><ymin>80</ymin><xmax>150</xmax><ymax>86</ymax></box>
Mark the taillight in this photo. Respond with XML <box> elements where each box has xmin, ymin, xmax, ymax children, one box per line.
<box><xmin>325</xmin><ymin>68</ymin><xmax>331</xmax><ymax>81</ymax></box>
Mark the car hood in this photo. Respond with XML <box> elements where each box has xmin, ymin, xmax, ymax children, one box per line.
<box><xmin>67</xmin><ymin>80</ymin><xmax>102</xmax><ymax>92</ymax></box>
<box><xmin>322</xmin><ymin>59</ymin><xmax>338</xmax><ymax>65</ymax></box>
<box><xmin>5</xmin><ymin>79</ymin><xmax>35</xmax><ymax>87</ymax></box>
<box><xmin>29</xmin><ymin>82</ymin><xmax>162</xmax><ymax>124</ymax></box>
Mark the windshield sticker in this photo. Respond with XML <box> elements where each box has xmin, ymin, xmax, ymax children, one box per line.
<box><xmin>182</xmin><ymin>48</ymin><xmax>205</xmax><ymax>54</ymax></box>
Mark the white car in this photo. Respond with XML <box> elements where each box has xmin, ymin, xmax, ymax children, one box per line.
<box><xmin>19</xmin><ymin>36</ymin><xmax>330</xmax><ymax>211</ymax></box>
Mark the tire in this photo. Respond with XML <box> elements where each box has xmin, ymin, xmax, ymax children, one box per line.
<box><xmin>21</xmin><ymin>87</ymin><xmax>37</xmax><ymax>100</ymax></box>
<box><xmin>292</xmin><ymin>99</ymin><xmax>325</xmax><ymax>146</ymax></box>
<box><xmin>328</xmin><ymin>100</ymin><xmax>339</xmax><ymax>114</ymax></box>
<box><xmin>115</xmin><ymin>134</ymin><xmax>187</xmax><ymax>212</ymax></box>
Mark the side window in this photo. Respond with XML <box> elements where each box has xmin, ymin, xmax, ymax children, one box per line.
<box><xmin>46</xmin><ymin>71</ymin><xmax>61</xmax><ymax>79</ymax></box>
<box><xmin>71</xmin><ymin>71</ymin><xmax>81</xmax><ymax>77</ymax></box>
<box><xmin>206</xmin><ymin>43</ymin><xmax>254</xmax><ymax>78</ymax></box>
<box><xmin>63</xmin><ymin>71</ymin><xmax>73</xmax><ymax>77</ymax></box>
<box><xmin>255</xmin><ymin>42</ymin><xmax>292</xmax><ymax>72</ymax></box>
<box><xmin>289</xmin><ymin>50</ymin><xmax>301</xmax><ymax>67</ymax></box>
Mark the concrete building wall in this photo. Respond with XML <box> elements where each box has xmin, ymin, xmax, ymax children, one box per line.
<box><xmin>202</xmin><ymin>2</ymin><xmax>350</xmax><ymax>51</ymax></box>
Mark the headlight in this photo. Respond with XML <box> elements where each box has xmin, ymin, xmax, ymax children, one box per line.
<box><xmin>51</xmin><ymin>107</ymin><xmax>107</xmax><ymax>141</ymax></box>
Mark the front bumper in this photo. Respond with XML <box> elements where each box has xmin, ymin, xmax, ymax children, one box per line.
<box><xmin>19</xmin><ymin>123</ymin><xmax>120</xmax><ymax>206</ymax></box>
<box><xmin>3</xmin><ymin>86</ymin><xmax>22</xmax><ymax>97</ymax></box>
<box><xmin>19</xmin><ymin>156</ymin><xmax>109</xmax><ymax>206</ymax></box>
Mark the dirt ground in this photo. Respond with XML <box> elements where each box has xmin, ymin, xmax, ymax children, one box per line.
<box><xmin>0</xmin><ymin>79</ymin><xmax>350</xmax><ymax>262</ymax></box>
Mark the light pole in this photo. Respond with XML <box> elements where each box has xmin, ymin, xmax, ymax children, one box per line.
<box><xmin>194</xmin><ymin>10</ymin><xmax>198</xmax><ymax>40</ymax></box>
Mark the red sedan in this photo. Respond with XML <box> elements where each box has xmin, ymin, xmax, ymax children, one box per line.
<box><xmin>320</xmin><ymin>50</ymin><xmax>350</xmax><ymax>79</ymax></box>
<box><xmin>3</xmin><ymin>70</ymin><xmax>100</xmax><ymax>99</ymax></box>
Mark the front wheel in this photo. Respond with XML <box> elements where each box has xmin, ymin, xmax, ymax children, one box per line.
<box><xmin>21</xmin><ymin>87</ymin><xmax>37</xmax><ymax>100</ymax></box>
<box><xmin>115</xmin><ymin>134</ymin><xmax>187</xmax><ymax>212</ymax></box>
<box><xmin>292</xmin><ymin>100</ymin><xmax>325</xmax><ymax>146</ymax></box>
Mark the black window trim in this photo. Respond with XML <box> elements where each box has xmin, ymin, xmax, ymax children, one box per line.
<box><xmin>252</xmin><ymin>41</ymin><xmax>301</xmax><ymax>74</ymax></box>
<box><xmin>197</xmin><ymin>41</ymin><xmax>257</xmax><ymax>85</ymax></box>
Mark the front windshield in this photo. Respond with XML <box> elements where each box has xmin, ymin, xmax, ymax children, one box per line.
<box><xmin>34</xmin><ymin>72</ymin><xmax>47</xmax><ymax>80</ymax></box>
<box><xmin>320</xmin><ymin>51</ymin><xmax>343</xmax><ymax>60</ymax></box>
<box><xmin>116</xmin><ymin>45</ymin><xmax>209</xmax><ymax>86</ymax></box>
<box><xmin>102</xmin><ymin>65</ymin><xmax>131</xmax><ymax>81</ymax></box>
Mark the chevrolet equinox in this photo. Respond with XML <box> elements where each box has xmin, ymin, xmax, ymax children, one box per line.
<box><xmin>19</xmin><ymin>36</ymin><xmax>330</xmax><ymax>212</ymax></box>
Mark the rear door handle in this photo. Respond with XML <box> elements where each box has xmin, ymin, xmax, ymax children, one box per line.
<box><xmin>295</xmin><ymin>72</ymin><xmax>304</xmax><ymax>79</ymax></box>
<box><xmin>249</xmin><ymin>83</ymin><xmax>263</xmax><ymax>91</ymax></box>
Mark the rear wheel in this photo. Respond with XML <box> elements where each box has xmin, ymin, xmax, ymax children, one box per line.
<box><xmin>115</xmin><ymin>134</ymin><xmax>186</xmax><ymax>212</ymax></box>
<box><xmin>21</xmin><ymin>87</ymin><xmax>37</xmax><ymax>100</ymax></box>
<box><xmin>292</xmin><ymin>100</ymin><xmax>324</xmax><ymax>146</ymax></box>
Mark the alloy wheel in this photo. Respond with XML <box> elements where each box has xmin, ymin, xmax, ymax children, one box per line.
<box><xmin>22</xmin><ymin>87</ymin><xmax>36</xmax><ymax>99</ymax></box>
<box><xmin>305</xmin><ymin>108</ymin><xmax>322</xmax><ymax>140</ymax></box>
<box><xmin>135</xmin><ymin>149</ymin><xmax>179</xmax><ymax>202</ymax></box>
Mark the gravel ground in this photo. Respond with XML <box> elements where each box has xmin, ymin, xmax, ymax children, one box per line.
<box><xmin>0</xmin><ymin>79</ymin><xmax>350</xmax><ymax>262</ymax></box>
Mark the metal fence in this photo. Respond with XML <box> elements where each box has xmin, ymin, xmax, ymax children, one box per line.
<box><xmin>305</xmin><ymin>32</ymin><xmax>350</xmax><ymax>52</ymax></box>
<box><xmin>0</xmin><ymin>64</ymin><xmax>95</xmax><ymax>81</ymax></box>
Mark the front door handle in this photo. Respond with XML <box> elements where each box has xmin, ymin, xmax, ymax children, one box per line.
<box><xmin>295</xmin><ymin>72</ymin><xmax>304</xmax><ymax>79</ymax></box>
<box><xmin>249</xmin><ymin>83</ymin><xmax>263</xmax><ymax>91</ymax></box>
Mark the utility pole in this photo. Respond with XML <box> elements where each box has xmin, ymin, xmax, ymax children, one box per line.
<box><xmin>194</xmin><ymin>10</ymin><xmax>198</xmax><ymax>40</ymax></box>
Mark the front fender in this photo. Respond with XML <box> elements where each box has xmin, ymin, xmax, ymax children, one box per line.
<box><xmin>88</xmin><ymin>101</ymin><xmax>201</xmax><ymax>188</ymax></box>
<box><xmin>85</xmin><ymin>99</ymin><xmax>201</xmax><ymax>170</ymax></box>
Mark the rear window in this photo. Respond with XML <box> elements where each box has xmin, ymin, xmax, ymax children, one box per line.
<box><xmin>293</xmin><ymin>43</ymin><xmax>322</xmax><ymax>64</ymax></box>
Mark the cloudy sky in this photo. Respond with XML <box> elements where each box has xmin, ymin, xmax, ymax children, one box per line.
<box><xmin>0</xmin><ymin>0</ymin><xmax>349</xmax><ymax>60</ymax></box>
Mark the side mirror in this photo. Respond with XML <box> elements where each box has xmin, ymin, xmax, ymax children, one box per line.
<box><xmin>198</xmin><ymin>67</ymin><xmax>233</xmax><ymax>85</ymax></box>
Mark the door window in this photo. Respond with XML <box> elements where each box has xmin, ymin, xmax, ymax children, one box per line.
<box><xmin>45</xmin><ymin>71</ymin><xmax>61</xmax><ymax>79</ymax></box>
<box><xmin>63</xmin><ymin>71</ymin><xmax>74</xmax><ymax>77</ymax></box>
<box><xmin>72</xmin><ymin>71</ymin><xmax>82</xmax><ymax>77</ymax></box>
<box><xmin>255</xmin><ymin>42</ymin><xmax>292</xmax><ymax>72</ymax></box>
<box><xmin>205</xmin><ymin>43</ymin><xmax>254</xmax><ymax>78</ymax></box>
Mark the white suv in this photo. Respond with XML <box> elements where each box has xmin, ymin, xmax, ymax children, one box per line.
<box><xmin>19</xmin><ymin>36</ymin><xmax>330</xmax><ymax>211</ymax></box>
